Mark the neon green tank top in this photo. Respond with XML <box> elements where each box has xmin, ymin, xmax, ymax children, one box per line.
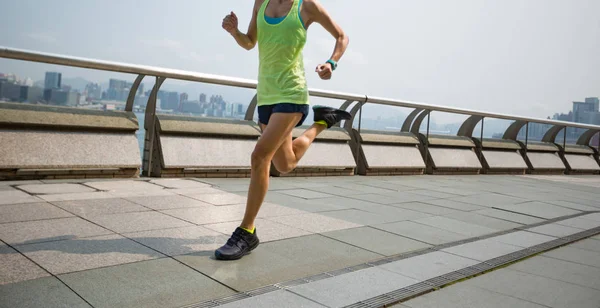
<box><xmin>257</xmin><ymin>0</ymin><xmax>309</xmax><ymax>106</ymax></box>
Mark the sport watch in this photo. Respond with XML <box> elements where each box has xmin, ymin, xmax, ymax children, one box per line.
<box><xmin>326</xmin><ymin>59</ymin><xmax>337</xmax><ymax>71</ymax></box>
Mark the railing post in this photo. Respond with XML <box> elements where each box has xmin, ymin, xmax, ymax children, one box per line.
<box><xmin>125</xmin><ymin>74</ymin><xmax>145</xmax><ymax>112</ymax></box>
<box><xmin>244</xmin><ymin>94</ymin><xmax>258</xmax><ymax>121</ymax></box>
<box><xmin>524</xmin><ymin>122</ymin><xmax>529</xmax><ymax>154</ymax></box>
<box><xmin>142</xmin><ymin>76</ymin><xmax>166</xmax><ymax>177</ymax></box>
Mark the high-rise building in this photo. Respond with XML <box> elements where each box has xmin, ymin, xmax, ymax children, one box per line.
<box><xmin>44</xmin><ymin>72</ymin><xmax>62</xmax><ymax>89</ymax></box>
<box><xmin>199</xmin><ymin>93</ymin><xmax>206</xmax><ymax>103</ymax></box>
<box><xmin>107</xmin><ymin>79</ymin><xmax>131</xmax><ymax>102</ymax></box>
<box><xmin>85</xmin><ymin>83</ymin><xmax>102</xmax><ymax>100</ymax></box>
<box><xmin>157</xmin><ymin>90</ymin><xmax>179</xmax><ymax>110</ymax></box>
<box><xmin>573</xmin><ymin>97</ymin><xmax>600</xmax><ymax>125</ymax></box>
<box><xmin>180</xmin><ymin>93</ymin><xmax>189</xmax><ymax>103</ymax></box>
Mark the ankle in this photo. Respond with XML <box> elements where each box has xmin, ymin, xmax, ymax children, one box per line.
<box><xmin>240</xmin><ymin>225</ymin><xmax>255</xmax><ymax>234</ymax></box>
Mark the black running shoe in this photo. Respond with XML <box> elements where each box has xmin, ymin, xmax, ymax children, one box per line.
<box><xmin>215</xmin><ymin>227</ymin><xmax>260</xmax><ymax>261</ymax></box>
<box><xmin>313</xmin><ymin>105</ymin><xmax>352</xmax><ymax>128</ymax></box>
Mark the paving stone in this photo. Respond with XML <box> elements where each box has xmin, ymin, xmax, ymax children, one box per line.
<box><xmin>0</xmin><ymin>276</ymin><xmax>92</xmax><ymax>308</ymax></box>
<box><xmin>472</xmin><ymin>208</ymin><xmax>544</xmax><ymax>225</ymax></box>
<box><xmin>407</xmin><ymin>189</ymin><xmax>460</xmax><ymax>199</ymax></box>
<box><xmin>108</xmin><ymin>189</ymin><xmax>176</xmax><ymax>198</ymax></box>
<box><xmin>443</xmin><ymin>212</ymin><xmax>523</xmax><ymax>230</ymax></box>
<box><xmin>149</xmin><ymin>179</ymin><xmax>212</xmax><ymax>189</ymax></box>
<box><xmin>310</xmin><ymin>196</ymin><xmax>385</xmax><ymax>210</ymax></box>
<box><xmin>421</xmin><ymin>199</ymin><xmax>485</xmax><ymax>211</ymax></box>
<box><xmin>37</xmin><ymin>191</ymin><xmax>115</xmax><ymax>202</ymax></box>
<box><xmin>87</xmin><ymin>211</ymin><xmax>192</xmax><ymax>233</ymax></box>
<box><xmin>187</xmin><ymin>193</ymin><xmax>247</xmax><ymax>206</ymax></box>
<box><xmin>570</xmin><ymin>238</ymin><xmax>600</xmax><ymax>253</ymax></box>
<box><xmin>374</xmin><ymin>221</ymin><xmax>468</xmax><ymax>245</ymax></box>
<box><xmin>290</xmin><ymin>267</ymin><xmax>418</xmax><ymax>308</ymax></box>
<box><xmin>17</xmin><ymin>184</ymin><xmax>96</xmax><ymax>195</ymax></box>
<box><xmin>511</xmin><ymin>256</ymin><xmax>600</xmax><ymax>290</ymax></box>
<box><xmin>85</xmin><ymin>180</ymin><xmax>165</xmax><ymax>192</ymax></box>
<box><xmin>428</xmin><ymin>186</ymin><xmax>481</xmax><ymax>196</ymax></box>
<box><xmin>555</xmin><ymin>217</ymin><xmax>600</xmax><ymax>230</ymax></box>
<box><xmin>0</xmin><ymin>202</ymin><xmax>73</xmax><ymax>223</ymax></box>
<box><xmin>167</xmin><ymin>187</ymin><xmax>226</xmax><ymax>196</ymax></box>
<box><xmin>442</xmin><ymin>238</ymin><xmax>522</xmax><ymax>261</ymax></box>
<box><xmin>581</xmin><ymin>212</ymin><xmax>600</xmax><ymax>222</ymax></box>
<box><xmin>494</xmin><ymin>202</ymin><xmax>581</xmax><ymax>219</ymax></box>
<box><xmin>16</xmin><ymin>234</ymin><xmax>163</xmax><ymax>274</ymax></box>
<box><xmin>177</xmin><ymin>235</ymin><xmax>380</xmax><ymax>292</ymax></box>
<box><xmin>350</xmin><ymin>203</ymin><xmax>432</xmax><ymax>221</ymax></box>
<box><xmin>212</xmin><ymin>184</ymin><xmax>251</xmax><ymax>192</ymax></box>
<box><xmin>527</xmin><ymin>223</ymin><xmax>584</xmax><ymax>237</ymax></box>
<box><xmin>123</xmin><ymin>225</ymin><xmax>228</xmax><ymax>256</ymax></box>
<box><xmin>0</xmin><ymin>244</ymin><xmax>50</xmax><ymax>285</ymax></box>
<box><xmin>124</xmin><ymin>195</ymin><xmax>211</xmax><ymax>210</ymax></box>
<box><xmin>204</xmin><ymin>219</ymin><xmax>312</xmax><ymax>243</ymax></box>
<box><xmin>0</xmin><ymin>217</ymin><xmax>112</xmax><ymax>245</ymax></box>
<box><xmin>489</xmin><ymin>231</ymin><xmax>556</xmax><ymax>247</ymax></box>
<box><xmin>390</xmin><ymin>202</ymin><xmax>462</xmax><ymax>216</ymax></box>
<box><xmin>162</xmin><ymin>206</ymin><xmax>246</xmax><ymax>225</ymax></box>
<box><xmin>267</xmin><ymin>212</ymin><xmax>362</xmax><ymax>233</ymax></box>
<box><xmin>543</xmin><ymin>200</ymin><xmax>600</xmax><ymax>212</ymax></box>
<box><xmin>320</xmin><ymin>209</ymin><xmax>404</xmax><ymax>225</ymax></box>
<box><xmin>348</xmin><ymin>193</ymin><xmax>423</xmax><ymax>205</ymax></box>
<box><xmin>335</xmin><ymin>183</ymin><xmax>396</xmax><ymax>194</ymax></box>
<box><xmin>380</xmin><ymin>251</ymin><xmax>478</xmax><ymax>280</ymax></box>
<box><xmin>445</xmin><ymin>193</ymin><xmax>528</xmax><ymax>207</ymax></box>
<box><xmin>256</xmin><ymin>202</ymin><xmax>310</xmax><ymax>218</ymax></box>
<box><xmin>219</xmin><ymin>290</ymin><xmax>327</xmax><ymax>308</ymax></box>
<box><xmin>413</xmin><ymin>216</ymin><xmax>498</xmax><ymax>237</ymax></box>
<box><xmin>542</xmin><ymin>246</ymin><xmax>600</xmax><ymax>268</ymax></box>
<box><xmin>402</xmin><ymin>284</ymin><xmax>547</xmax><ymax>308</ymax></box>
<box><xmin>60</xmin><ymin>258</ymin><xmax>235</xmax><ymax>308</ymax></box>
<box><xmin>463</xmin><ymin>268</ymin><xmax>600</xmax><ymax>308</ymax></box>
<box><xmin>52</xmin><ymin>198</ymin><xmax>149</xmax><ymax>218</ymax></box>
<box><xmin>305</xmin><ymin>185</ymin><xmax>367</xmax><ymax>196</ymax></box>
<box><xmin>277</xmin><ymin>189</ymin><xmax>334</xmax><ymax>199</ymax></box>
<box><xmin>354</xmin><ymin>182</ymin><xmax>416</xmax><ymax>192</ymax></box>
<box><xmin>323</xmin><ymin>227</ymin><xmax>431</xmax><ymax>256</ymax></box>
<box><xmin>0</xmin><ymin>190</ymin><xmax>41</xmax><ymax>205</ymax></box>
<box><xmin>0</xmin><ymin>186</ymin><xmax>15</xmax><ymax>191</ymax></box>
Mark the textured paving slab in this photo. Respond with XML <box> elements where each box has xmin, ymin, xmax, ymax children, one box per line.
<box><xmin>123</xmin><ymin>226</ymin><xmax>229</xmax><ymax>256</ymax></box>
<box><xmin>0</xmin><ymin>244</ymin><xmax>50</xmax><ymax>285</ymax></box>
<box><xmin>381</xmin><ymin>251</ymin><xmax>478</xmax><ymax>281</ymax></box>
<box><xmin>0</xmin><ymin>276</ymin><xmax>91</xmax><ymax>308</ymax></box>
<box><xmin>320</xmin><ymin>209</ymin><xmax>405</xmax><ymax>225</ymax></box>
<box><xmin>444</xmin><ymin>193</ymin><xmax>528</xmax><ymax>207</ymax></box>
<box><xmin>265</xmin><ymin>193</ymin><xmax>353</xmax><ymax>212</ymax></box>
<box><xmin>570</xmin><ymin>238</ymin><xmax>600</xmax><ymax>253</ymax></box>
<box><xmin>60</xmin><ymin>258</ymin><xmax>235</xmax><ymax>308</ymax></box>
<box><xmin>463</xmin><ymin>268</ymin><xmax>600</xmax><ymax>308</ymax></box>
<box><xmin>205</xmin><ymin>218</ymin><xmax>312</xmax><ymax>243</ymax></box>
<box><xmin>527</xmin><ymin>223</ymin><xmax>585</xmax><ymax>237</ymax></box>
<box><xmin>349</xmin><ymin>203</ymin><xmax>432</xmax><ymax>221</ymax></box>
<box><xmin>84</xmin><ymin>180</ymin><xmax>165</xmax><ymax>192</ymax></box>
<box><xmin>167</xmin><ymin>187</ymin><xmax>226</xmax><ymax>196</ymax></box>
<box><xmin>421</xmin><ymin>199</ymin><xmax>484</xmax><ymax>211</ymax></box>
<box><xmin>124</xmin><ymin>195</ymin><xmax>211</xmax><ymax>210</ymax></box>
<box><xmin>149</xmin><ymin>179</ymin><xmax>212</xmax><ymax>189</ymax></box>
<box><xmin>0</xmin><ymin>217</ymin><xmax>113</xmax><ymax>245</ymax></box>
<box><xmin>489</xmin><ymin>231</ymin><xmax>556</xmax><ymax>247</ymax></box>
<box><xmin>0</xmin><ymin>190</ymin><xmax>41</xmax><ymax>205</ymax></box>
<box><xmin>555</xmin><ymin>217</ymin><xmax>600</xmax><ymax>230</ymax></box>
<box><xmin>162</xmin><ymin>206</ymin><xmax>246</xmax><ymax>225</ymax></box>
<box><xmin>323</xmin><ymin>227</ymin><xmax>431</xmax><ymax>256</ymax></box>
<box><xmin>267</xmin><ymin>212</ymin><xmax>362</xmax><ymax>233</ymax></box>
<box><xmin>544</xmin><ymin>200</ymin><xmax>600</xmax><ymax>212</ymax></box>
<box><xmin>542</xmin><ymin>246</ymin><xmax>600</xmax><ymax>268</ymax></box>
<box><xmin>17</xmin><ymin>184</ymin><xmax>96</xmax><ymax>195</ymax></box>
<box><xmin>0</xmin><ymin>202</ymin><xmax>73</xmax><ymax>223</ymax></box>
<box><xmin>390</xmin><ymin>202</ymin><xmax>462</xmax><ymax>215</ymax></box>
<box><xmin>494</xmin><ymin>201</ymin><xmax>581</xmax><ymax>219</ymax></box>
<box><xmin>472</xmin><ymin>208</ymin><xmax>545</xmax><ymax>225</ymax></box>
<box><xmin>188</xmin><ymin>193</ymin><xmax>247</xmax><ymax>206</ymax></box>
<box><xmin>176</xmin><ymin>235</ymin><xmax>380</xmax><ymax>291</ymax></box>
<box><xmin>443</xmin><ymin>211</ymin><xmax>523</xmax><ymax>230</ymax></box>
<box><xmin>37</xmin><ymin>191</ymin><xmax>115</xmax><ymax>202</ymax></box>
<box><xmin>52</xmin><ymin>198</ymin><xmax>149</xmax><ymax>218</ymax></box>
<box><xmin>511</xmin><ymin>256</ymin><xmax>600</xmax><ymax>290</ymax></box>
<box><xmin>348</xmin><ymin>192</ymin><xmax>428</xmax><ymax>205</ymax></box>
<box><xmin>219</xmin><ymin>290</ymin><xmax>326</xmax><ymax>308</ymax></box>
<box><xmin>304</xmin><ymin>185</ymin><xmax>368</xmax><ymax>197</ymax></box>
<box><xmin>335</xmin><ymin>183</ymin><xmax>397</xmax><ymax>194</ymax></box>
<box><xmin>412</xmin><ymin>216</ymin><xmax>498</xmax><ymax>237</ymax></box>
<box><xmin>87</xmin><ymin>211</ymin><xmax>192</xmax><ymax>233</ymax></box>
<box><xmin>277</xmin><ymin>189</ymin><xmax>334</xmax><ymax>199</ymax></box>
<box><xmin>401</xmin><ymin>284</ymin><xmax>547</xmax><ymax>308</ymax></box>
<box><xmin>374</xmin><ymin>221</ymin><xmax>468</xmax><ymax>245</ymax></box>
<box><xmin>291</xmin><ymin>267</ymin><xmax>418</xmax><ymax>307</ymax></box>
<box><xmin>442</xmin><ymin>238</ymin><xmax>522</xmax><ymax>261</ymax></box>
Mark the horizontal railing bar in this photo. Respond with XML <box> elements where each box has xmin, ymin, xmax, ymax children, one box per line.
<box><xmin>2</xmin><ymin>46</ymin><xmax>599</xmax><ymax>131</ymax></box>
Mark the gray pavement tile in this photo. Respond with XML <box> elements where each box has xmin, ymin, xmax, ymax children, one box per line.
<box><xmin>442</xmin><ymin>212</ymin><xmax>523</xmax><ymax>230</ymax></box>
<box><xmin>277</xmin><ymin>189</ymin><xmax>335</xmax><ymax>199</ymax></box>
<box><xmin>570</xmin><ymin>238</ymin><xmax>600</xmax><ymax>253</ymax></box>
<box><xmin>0</xmin><ymin>244</ymin><xmax>50</xmax><ymax>285</ymax></box>
<box><xmin>149</xmin><ymin>179</ymin><xmax>212</xmax><ymax>189</ymax></box>
<box><xmin>349</xmin><ymin>203</ymin><xmax>432</xmax><ymax>221</ymax></box>
<box><xmin>390</xmin><ymin>202</ymin><xmax>462</xmax><ymax>216</ymax></box>
<box><xmin>0</xmin><ymin>276</ymin><xmax>92</xmax><ymax>308</ymax></box>
<box><xmin>401</xmin><ymin>284</ymin><xmax>547</xmax><ymax>308</ymax></box>
<box><xmin>265</xmin><ymin>193</ymin><xmax>352</xmax><ymax>213</ymax></box>
<box><xmin>124</xmin><ymin>195</ymin><xmax>212</xmax><ymax>210</ymax></box>
<box><xmin>494</xmin><ymin>202</ymin><xmax>581</xmax><ymax>219</ymax></box>
<box><xmin>355</xmin><ymin>182</ymin><xmax>417</xmax><ymax>192</ymax></box>
<box><xmin>60</xmin><ymin>258</ymin><xmax>235</xmax><ymax>308</ymax></box>
<box><xmin>267</xmin><ymin>212</ymin><xmax>362</xmax><ymax>233</ymax></box>
<box><xmin>86</xmin><ymin>211</ymin><xmax>192</xmax><ymax>233</ymax></box>
<box><xmin>581</xmin><ymin>212</ymin><xmax>600</xmax><ymax>222</ymax></box>
<box><xmin>445</xmin><ymin>193</ymin><xmax>528</xmax><ymax>207</ymax></box>
<box><xmin>166</xmin><ymin>187</ymin><xmax>227</xmax><ymax>195</ymax></box>
<box><xmin>429</xmin><ymin>186</ymin><xmax>481</xmax><ymax>196</ymax></box>
<box><xmin>290</xmin><ymin>267</ymin><xmax>418</xmax><ymax>308</ymax></box>
<box><xmin>542</xmin><ymin>246</ymin><xmax>600</xmax><ymax>268</ymax></box>
<box><xmin>348</xmin><ymin>193</ymin><xmax>424</xmax><ymax>205</ymax></box>
<box><xmin>412</xmin><ymin>216</ymin><xmax>499</xmax><ymax>237</ymax></box>
<box><xmin>187</xmin><ymin>193</ymin><xmax>247</xmax><ymax>205</ymax></box>
<box><xmin>0</xmin><ymin>190</ymin><xmax>41</xmax><ymax>205</ymax></box>
<box><xmin>17</xmin><ymin>184</ymin><xmax>96</xmax><ymax>195</ymax></box>
<box><xmin>463</xmin><ymin>268</ymin><xmax>600</xmax><ymax>308</ymax></box>
<box><xmin>556</xmin><ymin>217</ymin><xmax>600</xmax><ymax>230</ymax></box>
<box><xmin>543</xmin><ymin>200</ymin><xmax>600</xmax><ymax>212</ymax></box>
<box><xmin>257</xmin><ymin>203</ymin><xmax>310</xmax><ymax>218</ymax></box>
<box><xmin>511</xmin><ymin>255</ymin><xmax>600</xmax><ymax>290</ymax></box>
<box><xmin>162</xmin><ymin>205</ymin><xmax>246</xmax><ymax>225</ymax></box>
<box><xmin>219</xmin><ymin>290</ymin><xmax>327</xmax><ymax>308</ymax></box>
<box><xmin>374</xmin><ymin>221</ymin><xmax>468</xmax><ymax>245</ymax></box>
<box><xmin>472</xmin><ymin>208</ymin><xmax>545</xmax><ymax>225</ymax></box>
<box><xmin>85</xmin><ymin>180</ymin><xmax>165</xmax><ymax>192</ymax></box>
<box><xmin>309</xmin><ymin>196</ymin><xmax>384</xmax><ymax>210</ymax></box>
<box><xmin>422</xmin><ymin>199</ymin><xmax>486</xmax><ymax>211</ymax></box>
<box><xmin>52</xmin><ymin>198</ymin><xmax>150</xmax><ymax>218</ymax></box>
<box><xmin>334</xmin><ymin>183</ymin><xmax>396</xmax><ymax>194</ymax></box>
<box><xmin>323</xmin><ymin>227</ymin><xmax>431</xmax><ymax>256</ymax></box>
<box><xmin>380</xmin><ymin>251</ymin><xmax>478</xmax><ymax>281</ymax></box>
<box><xmin>123</xmin><ymin>225</ymin><xmax>229</xmax><ymax>256</ymax></box>
<box><xmin>306</xmin><ymin>185</ymin><xmax>368</xmax><ymax>196</ymax></box>
<box><xmin>527</xmin><ymin>223</ymin><xmax>585</xmax><ymax>237</ymax></box>
<box><xmin>559</xmin><ymin>197</ymin><xmax>600</xmax><ymax>207</ymax></box>
<box><xmin>442</xmin><ymin>238</ymin><xmax>522</xmax><ymax>261</ymax></box>
<box><xmin>0</xmin><ymin>180</ymin><xmax>43</xmax><ymax>186</ymax></box>
<box><xmin>320</xmin><ymin>209</ymin><xmax>405</xmax><ymax>226</ymax></box>
<box><xmin>37</xmin><ymin>191</ymin><xmax>115</xmax><ymax>202</ymax></box>
<box><xmin>406</xmin><ymin>189</ymin><xmax>459</xmax><ymax>199</ymax></box>
<box><xmin>212</xmin><ymin>184</ymin><xmax>250</xmax><ymax>193</ymax></box>
<box><xmin>0</xmin><ymin>186</ymin><xmax>15</xmax><ymax>191</ymax></box>
<box><xmin>176</xmin><ymin>234</ymin><xmax>380</xmax><ymax>292</ymax></box>
<box><xmin>16</xmin><ymin>234</ymin><xmax>163</xmax><ymax>274</ymax></box>
<box><xmin>108</xmin><ymin>189</ymin><xmax>176</xmax><ymax>198</ymax></box>
<box><xmin>0</xmin><ymin>202</ymin><xmax>73</xmax><ymax>223</ymax></box>
<box><xmin>489</xmin><ymin>231</ymin><xmax>556</xmax><ymax>248</ymax></box>
<box><xmin>204</xmin><ymin>219</ymin><xmax>312</xmax><ymax>243</ymax></box>
<box><xmin>0</xmin><ymin>217</ymin><xmax>112</xmax><ymax>245</ymax></box>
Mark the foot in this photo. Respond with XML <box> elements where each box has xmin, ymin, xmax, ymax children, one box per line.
<box><xmin>215</xmin><ymin>227</ymin><xmax>260</xmax><ymax>261</ymax></box>
<box><xmin>313</xmin><ymin>105</ymin><xmax>352</xmax><ymax>128</ymax></box>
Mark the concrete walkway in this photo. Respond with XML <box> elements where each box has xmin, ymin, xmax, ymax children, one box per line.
<box><xmin>1</xmin><ymin>175</ymin><xmax>599</xmax><ymax>308</ymax></box>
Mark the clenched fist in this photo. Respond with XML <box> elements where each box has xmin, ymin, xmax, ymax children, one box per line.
<box><xmin>222</xmin><ymin>12</ymin><xmax>239</xmax><ymax>35</ymax></box>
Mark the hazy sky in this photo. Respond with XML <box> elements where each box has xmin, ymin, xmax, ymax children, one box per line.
<box><xmin>1</xmin><ymin>0</ymin><xmax>599</xmax><ymax>124</ymax></box>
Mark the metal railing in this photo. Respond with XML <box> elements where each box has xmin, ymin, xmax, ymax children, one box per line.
<box><xmin>1</xmin><ymin>45</ymin><xmax>599</xmax><ymax>152</ymax></box>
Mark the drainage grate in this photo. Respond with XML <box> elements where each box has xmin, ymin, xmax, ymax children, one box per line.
<box><xmin>440</xmin><ymin>270</ymin><xmax>468</xmax><ymax>281</ymax></box>
<box><xmin>305</xmin><ymin>273</ymin><xmax>333</xmax><ymax>282</ymax></box>
<box><xmin>366</xmin><ymin>258</ymin><xmax>393</xmax><ymax>266</ymax></box>
<box><xmin>244</xmin><ymin>285</ymin><xmax>281</xmax><ymax>297</ymax></box>
<box><xmin>343</xmin><ymin>302</ymin><xmax>371</xmax><ymax>308</ymax></box>
<box><xmin>212</xmin><ymin>293</ymin><xmax>250</xmax><ymax>305</ymax></box>
<box><xmin>347</xmin><ymin>263</ymin><xmax>374</xmax><ymax>272</ymax></box>
<box><xmin>484</xmin><ymin>250</ymin><xmax>529</xmax><ymax>267</ymax></box>
<box><xmin>184</xmin><ymin>301</ymin><xmax>218</xmax><ymax>308</ymax></box>
<box><xmin>422</xmin><ymin>276</ymin><xmax>451</xmax><ymax>288</ymax></box>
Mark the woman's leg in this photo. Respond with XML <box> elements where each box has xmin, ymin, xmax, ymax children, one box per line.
<box><xmin>270</xmin><ymin>123</ymin><xmax>327</xmax><ymax>174</ymax></box>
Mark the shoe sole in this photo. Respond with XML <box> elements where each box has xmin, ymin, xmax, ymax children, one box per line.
<box><xmin>313</xmin><ymin>106</ymin><xmax>352</xmax><ymax>122</ymax></box>
<box><xmin>214</xmin><ymin>240</ymin><xmax>260</xmax><ymax>261</ymax></box>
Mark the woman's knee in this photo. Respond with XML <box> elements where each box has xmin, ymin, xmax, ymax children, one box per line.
<box><xmin>251</xmin><ymin>145</ymin><xmax>272</xmax><ymax>168</ymax></box>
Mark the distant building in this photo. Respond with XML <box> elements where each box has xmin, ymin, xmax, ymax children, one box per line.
<box><xmin>44</xmin><ymin>72</ymin><xmax>62</xmax><ymax>89</ymax></box>
<box><xmin>85</xmin><ymin>83</ymin><xmax>102</xmax><ymax>100</ymax></box>
<box><xmin>199</xmin><ymin>93</ymin><xmax>206</xmax><ymax>103</ymax></box>
<box><xmin>44</xmin><ymin>89</ymin><xmax>80</xmax><ymax>106</ymax></box>
<box><xmin>158</xmin><ymin>90</ymin><xmax>179</xmax><ymax>110</ymax></box>
<box><xmin>181</xmin><ymin>101</ymin><xmax>202</xmax><ymax>114</ymax></box>
<box><xmin>24</xmin><ymin>86</ymin><xmax>44</xmax><ymax>103</ymax></box>
<box><xmin>106</xmin><ymin>78</ymin><xmax>132</xmax><ymax>101</ymax></box>
<box><xmin>0</xmin><ymin>81</ymin><xmax>22</xmax><ymax>101</ymax></box>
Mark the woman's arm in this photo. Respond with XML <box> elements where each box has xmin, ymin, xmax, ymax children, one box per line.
<box><xmin>222</xmin><ymin>1</ymin><xmax>262</xmax><ymax>50</ymax></box>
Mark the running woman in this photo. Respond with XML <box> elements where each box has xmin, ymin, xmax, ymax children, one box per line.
<box><xmin>216</xmin><ymin>0</ymin><xmax>351</xmax><ymax>260</ymax></box>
